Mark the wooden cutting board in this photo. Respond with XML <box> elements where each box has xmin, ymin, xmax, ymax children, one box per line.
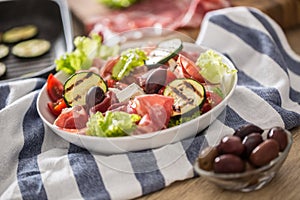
<box><xmin>68</xmin><ymin>0</ymin><xmax>300</xmax><ymax>36</ymax></box>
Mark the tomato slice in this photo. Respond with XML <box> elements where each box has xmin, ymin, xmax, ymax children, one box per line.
<box><xmin>46</xmin><ymin>73</ymin><xmax>64</xmax><ymax>102</ymax></box>
<box><xmin>47</xmin><ymin>98</ymin><xmax>67</xmax><ymax>116</ymax></box>
<box><xmin>165</xmin><ymin>70</ymin><xmax>177</xmax><ymax>85</ymax></box>
<box><xmin>177</xmin><ymin>54</ymin><xmax>205</xmax><ymax>83</ymax></box>
<box><xmin>201</xmin><ymin>100</ymin><xmax>212</xmax><ymax>114</ymax></box>
<box><xmin>206</xmin><ymin>91</ymin><xmax>223</xmax><ymax>108</ymax></box>
<box><xmin>106</xmin><ymin>79</ymin><xmax>116</xmax><ymax>88</ymax></box>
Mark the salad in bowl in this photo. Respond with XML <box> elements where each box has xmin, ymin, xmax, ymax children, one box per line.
<box><xmin>37</xmin><ymin>33</ymin><xmax>237</xmax><ymax>154</ymax></box>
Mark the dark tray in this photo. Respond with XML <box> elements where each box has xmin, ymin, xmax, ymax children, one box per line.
<box><xmin>0</xmin><ymin>0</ymin><xmax>73</xmax><ymax>82</ymax></box>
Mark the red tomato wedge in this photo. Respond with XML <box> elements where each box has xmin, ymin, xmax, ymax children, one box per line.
<box><xmin>47</xmin><ymin>98</ymin><xmax>67</xmax><ymax>116</ymax></box>
<box><xmin>177</xmin><ymin>54</ymin><xmax>205</xmax><ymax>83</ymax></box>
<box><xmin>206</xmin><ymin>90</ymin><xmax>223</xmax><ymax>108</ymax></box>
<box><xmin>165</xmin><ymin>69</ymin><xmax>177</xmax><ymax>85</ymax></box>
<box><xmin>46</xmin><ymin>73</ymin><xmax>64</xmax><ymax>102</ymax></box>
<box><xmin>106</xmin><ymin>79</ymin><xmax>116</xmax><ymax>88</ymax></box>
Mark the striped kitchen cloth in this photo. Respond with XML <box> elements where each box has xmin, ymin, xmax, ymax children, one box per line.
<box><xmin>1</xmin><ymin>6</ymin><xmax>300</xmax><ymax>200</ymax></box>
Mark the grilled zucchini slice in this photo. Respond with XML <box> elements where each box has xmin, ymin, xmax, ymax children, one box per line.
<box><xmin>163</xmin><ymin>78</ymin><xmax>206</xmax><ymax>117</ymax></box>
<box><xmin>0</xmin><ymin>44</ymin><xmax>9</xmax><ymax>59</ymax></box>
<box><xmin>0</xmin><ymin>62</ymin><xmax>6</xmax><ymax>78</ymax></box>
<box><xmin>63</xmin><ymin>72</ymin><xmax>107</xmax><ymax>107</ymax></box>
<box><xmin>145</xmin><ymin>38</ymin><xmax>183</xmax><ymax>66</ymax></box>
<box><xmin>2</xmin><ymin>25</ymin><xmax>38</xmax><ymax>43</ymax></box>
<box><xmin>12</xmin><ymin>39</ymin><xmax>51</xmax><ymax>58</ymax></box>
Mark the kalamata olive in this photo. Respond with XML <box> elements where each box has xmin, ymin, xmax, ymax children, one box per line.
<box><xmin>89</xmin><ymin>91</ymin><xmax>117</xmax><ymax>114</ymax></box>
<box><xmin>233</xmin><ymin>124</ymin><xmax>264</xmax><ymax>140</ymax></box>
<box><xmin>198</xmin><ymin>146</ymin><xmax>219</xmax><ymax>171</ymax></box>
<box><xmin>242</xmin><ymin>133</ymin><xmax>263</xmax><ymax>158</ymax></box>
<box><xmin>86</xmin><ymin>86</ymin><xmax>105</xmax><ymax>108</ymax></box>
<box><xmin>145</xmin><ymin>68</ymin><xmax>167</xmax><ymax>94</ymax></box>
<box><xmin>217</xmin><ymin>135</ymin><xmax>245</xmax><ymax>156</ymax></box>
<box><xmin>214</xmin><ymin>154</ymin><xmax>246</xmax><ymax>173</ymax></box>
<box><xmin>267</xmin><ymin>127</ymin><xmax>288</xmax><ymax>151</ymax></box>
<box><xmin>249</xmin><ymin>139</ymin><xmax>279</xmax><ymax>167</ymax></box>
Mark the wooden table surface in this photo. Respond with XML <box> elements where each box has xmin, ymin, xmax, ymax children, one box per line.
<box><xmin>69</xmin><ymin>1</ymin><xmax>300</xmax><ymax>199</ymax></box>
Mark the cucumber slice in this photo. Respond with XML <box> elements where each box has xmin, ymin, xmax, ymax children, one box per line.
<box><xmin>63</xmin><ymin>72</ymin><xmax>107</xmax><ymax>107</ymax></box>
<box><xmin>12</xmin><ymin>39</ymin><xmax>51</xmax><ymax>58</ymax></box>
<box><xmin>0</xmin><ymin>62</ymin><xmax>6</xmax><ymax>78</ymax></box>
<box><xmin>2</xmin><ymin>25</ymin><xmax>38</xmax><ymax>43</ymax></box>
<box><xmin>0</xmin><ymin>44</ymin><xmax>9</xmax><ymax>59</ymax></box>
<box><xmin>146</xmin><ymin>38</ymin><xmax>183</xmax><ymax>65</ymax></box>
<box><xmin>163</xmin><ymin>78</ymin><xmax>206</xmax><ymax>117</ymax></box>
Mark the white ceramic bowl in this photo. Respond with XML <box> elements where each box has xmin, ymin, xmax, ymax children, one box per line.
<box><xmin>37</xmin><ymin>42</ymin><xmax>238</xmax><ymax>154</ymax></box>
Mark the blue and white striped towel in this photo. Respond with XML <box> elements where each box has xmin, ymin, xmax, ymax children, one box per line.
<box><xmin>1</xmin><ymin>7</ymin><xmax>300</xmax><ymax>200</ymax></box>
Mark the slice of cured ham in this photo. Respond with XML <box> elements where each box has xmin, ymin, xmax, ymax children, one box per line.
<box><xmin>88</xmin><ymin>0</ymin><xmax>230</xmax><ymax>40</ymax></box>
<box><xmin>131</xmin><ymin>94</ymin><xmax>174</xmax><ymax>134</ymax></box>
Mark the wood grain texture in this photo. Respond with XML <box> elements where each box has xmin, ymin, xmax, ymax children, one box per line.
<box><xmin>285</xmin><ymin>27</ymin><xmax>300</xmax><ymax>54</ymax></box>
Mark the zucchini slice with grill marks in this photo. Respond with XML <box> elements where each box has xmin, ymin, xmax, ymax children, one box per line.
<box><xmin>163</xmin><ymin>78</ymin><xmax>206</xmax><ymax>117</ymax></box>
<box><xmin>145</xmin><ymin>38</ymin><xmax>183</xmax><ymax>66</ymax></box>
<box><xmin>63</xmin><ymin>72</ymin><xmax>107</xmax><ymax>107</ymax></box>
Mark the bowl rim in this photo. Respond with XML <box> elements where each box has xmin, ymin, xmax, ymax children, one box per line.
<box><xmin>194</xmin><ymin>129</ymin><xmax>293</xmax><ymax>179</ymax></box>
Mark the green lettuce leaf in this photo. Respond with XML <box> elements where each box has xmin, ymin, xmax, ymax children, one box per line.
<box><xmin>112</xmin><ymin>48</ymin><xmax>147</xmax><ymax>80</ymax></box>
<box><xmin>97</xmin><ymin>0</ymin><xmax>138</xmax><ymax>9</ymax></box>
<box><xmin>55</xmin><ymin>34</ymin><xmax>119</xmax><ymax>75</ymax></box>
<box><xmin>86</xmin><ymin>111</ymin><xmax>141</xmax><ymax>137</ymax></box>
<box><xmin>196</xmin><ymin>50</ymin><xmax>237</xmax><ymax>84</ymax></box>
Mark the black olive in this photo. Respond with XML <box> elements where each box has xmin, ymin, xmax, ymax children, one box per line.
<box><xmin>85</xmin><ymin>86</ymin><xmax>105</xmax><ymax>108</ymax></box>
<box><xmin>145</xmin><ymin>68</ymin><xmax>167</xmax><ymax>94</ymax></box>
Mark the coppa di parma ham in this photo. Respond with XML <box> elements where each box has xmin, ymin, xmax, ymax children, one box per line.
<box><xmin>88</xmin><ymin>0</ymin><xmax>230</xmax><ymax>39</ymax></box>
